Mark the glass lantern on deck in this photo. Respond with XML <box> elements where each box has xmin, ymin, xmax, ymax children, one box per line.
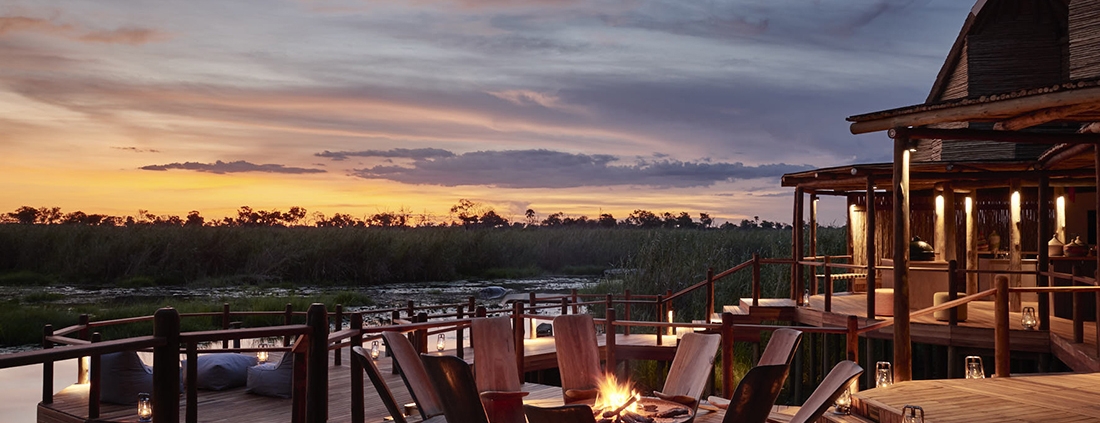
<box><xmin>902</xmin><ymin>405</ymin><xmax>924</xmax><ymax>423</ymax></box>
<box><xmin>965</xmin><ymin>356</ymin><xmax>985</xmax><ymax>379</ymax></box>
<box><xmin>1021</xmin><ymin>306</ymin><xmax>1038</xmax><ymax>330</ymax></box>
<box><xmin>370</xmin><ymin>340</ymin><xmax>381</xmax><ymax>359</ymax></box>
<box><xmin>137</xmin><ymin>392</ymin><xmax>152</xmax><ymax>423</ymax></box>
<box><xmin>832</xmin><ymin>386</ymin><xmax>852</xmax><ymax>415</ymax></box>
<box><xmin>875</xmin><ymin>361</ymin><xmax>893</xmax><ymax>388</ymax></box>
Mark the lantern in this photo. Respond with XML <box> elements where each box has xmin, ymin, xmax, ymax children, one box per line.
<box><xmin>902</xmin><ymin>405</ymin><xmax>924</xmax><ymax>423</ymax></box>
<box><xmin>965</xmin><ymin>356</ymin><xmax>984</xmax><ymax>379</ymax></box>
<box><xmin>1021</xmin><ymin>306</ymin><xmax>1038</xmax><ymax>330</ymax></box>
<box><xmin>256</xmin><ymin>343</ymin><xmax>269</xmax><ymax>364</ymax></box>
<box><xmin>137</xmin><ymin>392</ymin><xmax>152</xmax><ymax>423</ymax></box>
<box><xmin>833</xmin><ymin>386</ymin><xmax>851</xmax><ymax>415</ymax></box>
<box><xmin>370</xmin><ymin>340</ymin><xmax>380</xmax><ymax>359</ymax></box>
<box><xmin>875</xmin><ymin>361</ymin><xmax>893</xmax><ymax>388</ymax></box>
<box><xmin>437</xmin><ymin>334</ymin><xmax>446</xmax><ymax>352</ymax></box>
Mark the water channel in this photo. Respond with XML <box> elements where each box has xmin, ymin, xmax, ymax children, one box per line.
<box><xmin>0</xmin><ymin>276</ymin><xmax>598</xmax><ymax>421</ymax></box>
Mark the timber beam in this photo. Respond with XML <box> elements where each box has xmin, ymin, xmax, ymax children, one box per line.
<box><xmin>889</xmin><ymin>127</ymin><xmax>1100</xmax><ymax>145</ymax></box>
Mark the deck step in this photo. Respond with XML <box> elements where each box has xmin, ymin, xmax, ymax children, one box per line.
<box><xmin>722</xmin><ymin>305</ymin><xmax>748</xmax><ymax>315</ymax></box>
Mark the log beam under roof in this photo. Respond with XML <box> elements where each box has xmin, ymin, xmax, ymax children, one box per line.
<box><xmin>889</xmin><ymin>127</ymin><xmax>1100</xmax><ymax>145</ymax></box>
<box><xmin>993</xmin><ymin>103</ymin><xmax>1100</xmax><ymax>131</ymax></box>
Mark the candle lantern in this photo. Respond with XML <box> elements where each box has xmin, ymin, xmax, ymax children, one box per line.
<box><xmin>256</xmin><ymin>343</ymin><xmax>269</xmax><ymax>364</ymax></box>
<box><xmin>137</xmin><ymin>392</ymin><xmax>153</xmax><ymax>423</ymax></box>
<box><xmin>370</xmin><ymin>340</ymin><xmax>380</xmax><ymax>360</ymax></box>
<box><xmin>833</xmin><ymin>386</ymin><xmax>852</xmax><ymax>415</ymax></box>
<box><xmin>803</xmin><ymin>289</ymin><xmax>811</xmax><ymax>307</ymax></box>
<box><xmin>875</xmin><ymin>361</ymin><xmax>893</xmax><ymax>388</ymax></box>
<box><xmin>1021</xmin><ymin>306</ymin><xmax>1038</xmax><ymax>330</ymax></box>
<box><xmin>965</xmin><ymin>356</ymin><xmax>984</xmax><ymax>379</ymax></box>
<box><xmin>902</xmin><ymin>405</ymin><xmax>924</xmax><ymax>423</ymax></box>
<box><xmin>437</xmin><ymin>334</ymin><xmax>446</xmax><ymax>352</ymax></box>
<box><xmin>667</xmin><ymin>310</ymin><xmax>674</xmax><ymax>336</ymax></box>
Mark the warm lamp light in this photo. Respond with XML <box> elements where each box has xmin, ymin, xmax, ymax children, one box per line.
<box><xmin>667</xmin><ymin>310</ymin><xmax>674</xmax><ymax>336</ymax></box>
<box><xmin>902</xmin><ymin>405</ymin><xmax>924</xmax><ymax>423</ymax></box>
<box><xmin>1022</xmin><ymin>306</ymin><xmax>1038</xmax><ymax>330</ymax></box>
<box><xmin>965</xmin><ymin>196</ymin><xmax>972</xmax><ymax>214</ymax></box>
<box><xmin>137</xmin><ymin>392</ymin><xmax>152</xmax><ymax>422</ymax></box>
<box><xmin>256</xmin><ymin>343</ymin><xmax>269</xmax><ymax>364</ymax></box>
<box><xmin>965</xmin><ymin>356</ymin><xmax>984</xmax><ymax>379</ymax></box>
<box><xmin>370</xmin><ymin>340</ymin><xmax>380</xmax><ymax>360</ymax></box>
<box><xmin>833</xmin><ymin>386</ymin><xmax>851</xmax><ymax>415</ymax></box>
<box><xmin>80</xmin><ymin>356</ymin><xmax>90</xmax><ymax>384</ymax></box>
<box><xmin>437</xmin><ymin>334</ymin><xmax>446</xmax><ymax>352</ymax></box>
<box><xmin>875</xmin><ymin>361</ymin><xmax>893</xmax><ymax>388</ymax></box>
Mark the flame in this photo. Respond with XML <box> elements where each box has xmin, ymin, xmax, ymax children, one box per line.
<box><xmin>593</xmin><ymin>374</ymin><xmax>638</xmax><ymax>412</ymax></box>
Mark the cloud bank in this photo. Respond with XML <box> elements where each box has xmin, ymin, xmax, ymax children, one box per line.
<box><xmin>140</xmin><ymin>160</ymin><xmax>326</xmax><ymax>174</ymax></box>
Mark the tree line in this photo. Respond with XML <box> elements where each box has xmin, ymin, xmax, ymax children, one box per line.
<box><xmin>2</xmin><ymin>200</ymin><xmax>798</xmax><ymax>230</ymax></box>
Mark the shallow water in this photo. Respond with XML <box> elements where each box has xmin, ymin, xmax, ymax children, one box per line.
<box><xmin>0</xmin><ymin>277</ymin><xmax>596</xmax><ymax>420</ymax></box>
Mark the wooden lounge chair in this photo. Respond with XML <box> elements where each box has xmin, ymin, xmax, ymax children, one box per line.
<box><xmin>471</xmin><ymin>316</ymin><xmax>530</xmax><ymax>423</ymax></box>
<box><xmin>767</xmin><ymin>361</ymin><xmax>863</xmax><ymax>423</ymax></box>
<box><xmin>653</xmin><ymin>332</ymin><xmax>721</xmax><ymax>422</ymax></box>
<box><xmin>523</xmin><ymin>404</ymin><xmax>597</xmax><ymax>423</ymax></box>
<box><xmin>552</xmin><ymin>314</ymin><xmax>603</xmax><ymax>403</ymax></box>
<box><xmin>351</xmin><ymin>346</ymin><xmax>406</xmax><ymax>423</ymax></box>
<box><xmin>759</xmin><ymin>328</ymin><xmax>803</xmax><ymax>366</ymax></box>
<box><xmin>718</xmin><ymin>364</ymin><xmax>790</xmax><ymax>423</ymax></box>
<box><xmin>381</xmin><ymin>331</ymin><xmax>446</xmax><ymax>423</ymax></box>
<box><xmin>708</xmin><ymin>328</ymin><xmax>801</xmax><ymax>409</ymax></box>
<box><xmin>421</xmin><ymin>354</ymin><xmax>491</xmax><ymax>423</ymax></box>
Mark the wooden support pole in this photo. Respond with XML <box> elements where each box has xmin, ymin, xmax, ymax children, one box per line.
<box><xmin>529</xmin><ymin>293</ymin><xmax>538</xmax><ymax>340</ymax></box>
<box><xmin>942</xmin><ymin>184</ymin><xmax>957</xmax><ymax>263</ymax></box>
<box><xmin>721</xmin><ymin>312</ymin><xmax>734</xmax><ymax>399</ymax></box>
<box><xmin>334</xmin><ymin>304</ymin><xmax>343</xmax><ymax>366</ymax></box>
<box><xmin>866</xmin><ymin>176</ymin><xmax>877</xmax><ymax>318</ymax></box>
<box><xmin>153</xmin><ymin>307</ymin><xmax>181</xmax><ymax>423</ymax></box>
<box><xmin>1010</xmin><ymin>179</ymin><xmax>1023</xmax><ymax>312</ymax></box>
<box><xmin>752</xmin><ymin>254</ymin><xmax>761</xmax><ymax>307</ymax></box>
<box><xmin>655</xmin><ymin>295</ymin><xmax>664</xmax><ymax>346</ymax></box>
<box><xmin>306</xmin><ymin>304</ymin><xmax>329</xmax><ymax>423</ymax></box>
<box><xmin>891</xmin><ymin>132</ymin><xmax>913</xmax><ymax>383</ymax></box>
<box><xmin>967</xmin><ymin>192</ymin><xmax>979</xmax><ymax>295</ymax></box>
<box><xmin>456</xmin><ymin>305</ymin><xmax>465</xmax><ymax>359</ymax></box>
<box><xmin>284</xmin><ymin>303</ymin><xmax>293</xmax><ymax>347</ymax></box>
<box><xmin>512</xmin><ymin>302</ymin><xmax>525</xmax><ymax>383</ymax></box>
<box><xmin>624</xmin><ymin>289</ymin><xmax>632</xmax><ymax>335</ymax></box>
<box><xmin>846</xmin><ymin>315</ymin><xmax>859</xmax><ymax>363</ymax></box>
<box><xmin>1095</xmin><ymin>145</ymin><xmax>1100</xmax><ymax>317</ymax></box>
<box><xmin>948</xmin><ymin>260</ymin><xmax>959</xmax><ymax>326</ymax></box>
<box><xmin>1038</xmin><ymin>175</ymin><xmax>1051</xmax><ymax>331</ymax></box>
<box><xmin>222</xmin><ymin>303</ymin><xmax>231</xmax><ymax>349</ymax></box>
<box><xmin>417</xmin><ymin>312</ymin><xmax>429</xmax><ymax>354</ymax></box>
<box><xmin>77</xmin><ymin>314</ymin><xmax>89</xmax><ymax>384</ymax></box>
<box><xmin>1074</xmin><ymin>266</ymin><xmax>1084</xmax><ymax>343</ymax></box>
<box><xmin>810</xmin><ymin>193</ymin><xmax>818</xmax><ymax>260</ymax></box>
<box><xmin>571</xmin><ymin>289</ymin><xmax>579</xmax><ymax>314</ymax></box>
<box><xmin>794</xmin><ymin>187</ymin><xmax>805</xmax><ymax>304</ymax></box>
<box><xmin>994</xmin><ymin>275</ymin><xmax>1010</xmax><ymax>378</ymax></box>
<box><xmin>605</xmin><ymin>307</ymin><xmax>617</xmax><ymax>378</ymax></box>
<box><xmin>824</xmin><ymin>259</ymin><xmax>833</xmax><ymax>312</ymax></box>
<box><xmin>477</xmin><ymin>306</ymin><xmax>487</xmax><ymax>318</ymax></box>
<box><xmin>186</xmin><ymin>341</ymin><xmax>197</xmax><ymax>423</ymax></box>
<box><xmin>89</xmin><ymin>332</ymin><xmax>101</xmax><ymax>420</ymax></box>
<box><xmin>706</xmin><ymin>269</ymin><xmax>715</xmax><ymax>323</ymax></box>
<box><xmin>407</xmin><ymin>301</ymin><xmax>415</xmax><ymax>319</ymax></box>
<box><xmin>561</xmin><ymin>298</ymin><xmax>569</xmax><ymax>316</ymax></box>
<box><xmin>41</xmin><ymin>324</ymin><xmax>53</xmax><ymax>404</ymax></box>
<box><xmin>351</xmin><ymin>312</ymin><xmax>365</xmax><ymax>423</ymax></box>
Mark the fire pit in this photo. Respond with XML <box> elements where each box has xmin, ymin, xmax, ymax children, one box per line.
<box><xmin>589</xmin><ymin>375</ymin><xmax>694</xmax><ymax>423</ymax></box>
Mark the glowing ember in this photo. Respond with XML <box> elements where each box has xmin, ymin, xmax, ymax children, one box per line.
<box><xmin>594</xmin><ymin>374</ymin><xmax>639</xmax><ymax>413</ymax></box>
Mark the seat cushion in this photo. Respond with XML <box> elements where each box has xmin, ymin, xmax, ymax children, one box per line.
<box><xmin>933</xmin><ymin>291</ymin><xmax>968</xmax><ymax>321</ymax></box>
<box><xmin>245</xmin><ymin>354</ymin><xmax>293</xmax><ymax>398</ymax></box>
<box><xmin>185</xmin><ymin>354</ymin><xmax>258</xmax><ymax>391</ymax></box>
<box><xmin>100</xmin><ymin>351</ymin><xmax>153</xmax><ymax>405</ymax></box>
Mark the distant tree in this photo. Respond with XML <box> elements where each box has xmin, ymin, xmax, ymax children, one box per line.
<box><xmin>8</xmin><ymin>206</ymin><xmax>40</xmax><ymax>224</ymax></box>
<box><xmin>480</xmin><ymin>210</ymin><xmax>508</xmax><ymax>227</ymax></box>
<box><xmin>542</xmin><ymin>212</ymin><xmax>564</xmax><ymax>226</ymax></box>
<box><xmin>450</xmin><ymin>199</ymin><xmax>481</xmax><ymax>226</ymax></box>
<box><xmin>62</xmin><ymin>211</ymin><xmax>88</xmax><ymax>224</ymax></box>
<box><xmin>185</xmin><ymin>210</ymin><xmax>204</xmax><ymax>227</ymax></box>
<box><xmin>598</xmin><ymin>213</ymin><xmax>616</xmax><ymax>228</ymax></box>
<box><xmin>624</xmin><ymin>210</ymin><xmax>661</xmax><ymax>228</ymax></box>
<box><xmin>525</xmin><ymin>209</ymin><xmax>537</xmax><ymax>226</ymax></box>
<box><xmin>698</xmin><ymin>213</ymin><xmax>713</xmax><ymax>228</ymax></box>
<box><xmin>673</xmin><ymin>212</ymin><xmax>695</xmax><ymax>229</ymax></box>
<box><xmin>37</xmin><ymin>207</ymin><xmax>62</xmax><ymax>224</ymax></box>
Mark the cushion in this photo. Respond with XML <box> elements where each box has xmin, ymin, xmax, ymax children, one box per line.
<box><xmin>100</xmin><ymin>351</ymin><xmax>153</xmax><ymax>405</ymax></box>
<box><xmin>246</xmin><ymin>352</ymin><xmax>293</xmax><ymax>398</ymax></box>
<box><xmin>933</xmin><ymin>291</ymin><xmax>968</xmax><ymax>321</ymax></box>
<box><xmin>184</xmin><ymin>354</ymin><xmax>258</xmax><ymax>391</ymax></box>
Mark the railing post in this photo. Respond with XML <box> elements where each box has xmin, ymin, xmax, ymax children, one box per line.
<box><xmin>230</xmin><ymin>321</ymin><xmax>242</xmax><ymax>349</ymax></box>
<box><xmin>407</xmin><ymin>300</ymin><xmax>416</xmax><ymax>318</ymax></box>
<box><xmin>571</xmin><ymin>289</ymin><xmax>579</xmax><ymax>314</ymax></box>
<box><xmin>186</xmin><ymin>341</ymin><xmax>197</xmax><ymax>423</ymax></box>
<box><xmin>390</xmin><ymin>310</ymin><xmax>400</xmax><ymax>374</ymax></box>
<box><xmin>77</xmin><ymin>314</ymin><xmax>89</xmax><ymax>384</ymax></box>
<box><xmin>351</xmin><ymin>312</ymin><xmax>365</xmax><ymax>423</ymax></box>
<box><xmin>41</xmin><ymin>324</ymin><xmax>53</xmax><ymax>405</ymax></box>
<box><xmin>706</xmin><ymin>268</ymin><xmax>715</xmax><ymax>323</ymax></box>
<box><xmin>512</xmin><ymin>302</ymin><xmax>525</xmax><ymax>385</ymax></box>
<box><xmin>416</xmin><ymin>312</ymin><xmax>429</xmax><ymax>354</ymax></box>
<box><xmin>477</xmin><ymin>306</ymin><xmax>487</xmax><ymax>318</ymax></box>
<box><xmin>846</xmin><ymin>316</ymin><xmax>858</xmax><ymax>363</ymax></box>
<box><xmin>1073</xmin><ymin>266</ymin><xmax>1084</xmax><ymax>343</ymax></box>
<box><xmin>529</xmin><ymin>293</ymin><xmax>538</xmax><ymax>340</ymax></box>
<box><xmin>655</xmin><ymin>295</ymin><xmax>664</xmax><ymax>346</ymax></box>
<box><xmin>995</xmin><ymin>275</ymin><xmax>1010</xmax><ymax>378</ymax></box>
<box><xmin>624</xmin><ymin>289</ymin><xmax>632</xmax><ymax>335</ymax></box>
<box><xmin>721</xmin><ymin>312</ymin><xmax>734</xmax><ymax>398</ymax></box>
<box><xmin>307</xmin><ymin>303</ymin><xmax>329</xmax><ymax>423</ymax></box>
<box><xmin>456</xmin><ymin>304</ymin><xmax>465</xmax><ymax>359</ymax></box>
<box><xmin>561</xmin><ymin>298</ymin><xmax>569</xmax><ymax>316</ymax></box>
<box><xmin>752</xmin><ymin>254</ymin><xmax>761</xmax><ymax>307</ymax></box>
<box><xmin>605</xmin><ymin>307</ymin><xmax>617</xmax><ymax>378</ymax></box>
<box><xmin>334</xmin><ymin>304</ymin><xmax>343</xmax><ymax>366</ymax></box>
<box><xmin>153</xmin><ymin>307</ymin><xmax>181</xmax><ymax>423</ymax></box>
<box><xmin>948</xmin><ymin>260</ymin><xmax>959</xmax><ymax>326</ymax></box>
<box><xmin>284</xmin><ymin>303</ymin><xmax>293</xmax><ymax>347</ymax></box>
<box><xmin>468</xmin><ymin>296</ymin><xmax>476</xmax><ymax>317</ymax></box>
<box><xmin>222</xmin><ymin>302</ymin><xmax>230</xmax><ymax>349</ymax></box>
<box><xmin>89</xmin><ymin>332</ymin><xmax>101</xmax><ymax>419</ymax></box>
<box><xmin>824</xmin><ymin>258</ymin><xmax>833</xmax><ymax>312</ymax></box>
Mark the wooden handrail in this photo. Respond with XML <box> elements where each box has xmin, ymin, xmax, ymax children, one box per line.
<box><xmin>858</xmin><ymin>289</ymin><xmax>997</xmax><ymax>334</ymax></box>
<box><xmin>179</xmin><ymin>324</ymin><xmax>311</xmax><ymax>343</ymax></box>
<box><xmin>0</xmin><ymin>336</ymin><xmax>164</xmax><ymax>369</ymax></box>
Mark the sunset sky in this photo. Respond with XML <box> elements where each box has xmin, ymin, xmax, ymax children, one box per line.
<box><xmin>0</xmin><ymin>0</ymin><xmax>974</xmax><ymax>225</ymax></box>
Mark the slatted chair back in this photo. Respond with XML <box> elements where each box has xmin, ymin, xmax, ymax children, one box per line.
<box><xmin>721</xmin><ymin>364</ymin><xmax>790</xmax><ymax>423</ymax></box>
<box><xmin>381</xmin><ymin>331</ymin><xmax>445</xmax><ymax>420</ymax></box>
<box><xmin>523</xmin><ymin>404</ymin><xmax>598</xmax><ymax>423</ymax></box>
<box><xmin>351</xmin><ymin>346</ymin><xmax>407</xmax><ymax>423</ymax></box>
<box><xmin>552</xmin><ymin>314</ymin><xmax>603</xmax><ymax>403</ymax></box>
<box><xmin>759</xmin><ymin>328</ymin><xmax>803</xmax><ymax>366</ymax></box>
<box><xmin>421</xmin><ymin>354</ymin><xmax>491</xmax><ymax>423</ymax></box>
<box><xmin>657</xmin><ymin>332</ymin><xmax>721</xmax><ymax>409</ymax></box>
<box><xmin>471</xmin><ymin>316</ymin><xmax>521</xmax><ymax>392</ymax></box>
<box><xmin>788</xmin><ymin>361</ymin><xmax>863</xmax><ymax>423</ymax></box>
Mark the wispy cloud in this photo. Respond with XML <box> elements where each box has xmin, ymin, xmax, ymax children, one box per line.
<box><xmin>113</xmin><ymin>146</ymin><xmax>160</xmax><ymax>153</ymax></box>
<box><xmin>316</xmin><ymin>148</ymin><xmax>456</xmax><ymax>161</ymax></box>
<box><xmin>140</xmin><ymin>160</ymin><xmax>326</xmax><ymax>174</ymax></box>
<box><xmin>350</xmin><ymin>149</ymin><xmax>810</xmax><ymax>188</ymax></box>
<box><xmin>0</xmin><ymin>15</ymin><xmax>167</xmax><ymax>44</ymax></box>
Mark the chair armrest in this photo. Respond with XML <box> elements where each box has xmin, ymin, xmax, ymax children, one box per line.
<box><xmin>706</xmin><ymin>395</ymin><xmax>730</xmax><ymax>410</ymax></box>
<box><xmin>564</xmin><ymin>388</ymin><xmax>599</xmax><ymax>403</ymax></box>
<box><xmin>480</xmin><ymin>390</ymin><xmax>530</xmax><ymax>400</ymax></box>
<box><xmin>653</xmin><ymin>391</ymin><xmax>697</xmax><ymax>407</ymax></box>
